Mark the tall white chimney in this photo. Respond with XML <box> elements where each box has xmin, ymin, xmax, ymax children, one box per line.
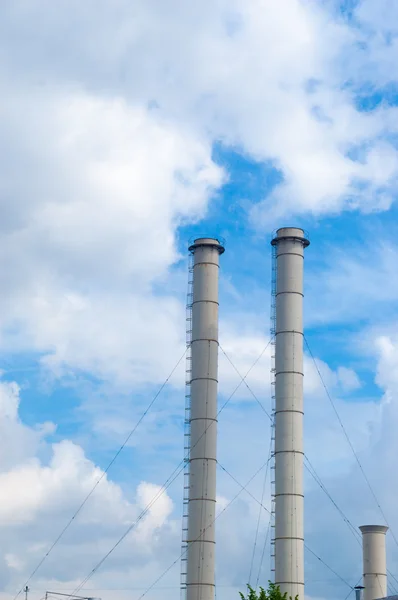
<box><xmin>271</xmin><ymin>227</ymin><xmax>309</xmax><ymax>600</ymax></box>
<box><xmin>360</xmin><ymin>525</ymin><xmax>388</xmax><ymax>600</ymax></box>
<box><xmin>185</xmin><ymin>237</ymin><xmax>224</xmax><ymax>600</ymax></box>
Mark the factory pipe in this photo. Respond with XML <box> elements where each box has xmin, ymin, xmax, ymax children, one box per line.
<box><xmin>271</xmin><ymin>227</ymin><xmax>309</xmax><ymax>600</ymax></box>
<box><xmin>355</xmin><ymin>586</ymin><xmax>365</xmax><ymax>600</ymax></box>
<box><xmin>360</xmin><ymin>525</ymin><xmax>388</xmax><ymax>600</ymax></box>
<box><xmin>186</xmin><ymin>237</ymin><xmax>224</xmax><ymax>600</ymax></box>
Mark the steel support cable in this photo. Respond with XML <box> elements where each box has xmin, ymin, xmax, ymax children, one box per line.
<box><xmin>389</xmin><ymin>570</ymin><xmax>398</xmax><ymax>590</ymax></box>
<box><xmin>64</xmin><ymin>339</ymin><xmax>274</xmax><ymax>600</ymax></box>
<box><xmin>248</xmin><ymin>436</ymin><xmax>273</xmax><ymax>586</ymax></box>
<box><xmin>304</xmin><ymin>456</ymin><xmax>361</xmax><ymax>545</ymax></box>
<box><xmin>385</xmin><ymin>573</ymin><xmax>398</xmax><ymax>596</ymax></box>
<box><xmin>216</xmin><ymin>344</ymin><xmax>274</xmax><ymax>587</ymax></box>
<box><xmin>255</xmin><ymin>512</ymin><xmax>272</xmax><ymax>590</ymax></box>
<box><xmin>136</xmin><ymin>459</ymin><xmax>272</xmax><ymax>600</ymax></box>
<box><xmin>219</xmin><ymin>352</ymin><xmax>355</xmax><ymax>592</ymax></box>
<box><xmin>12</xmin><ymin>345</ymin><xmax>190</xmax><ymax>600</ymax></box>
<box><xmin>219</xmin><ymin>344</ymin><xmax>273</xmax><ymax>420</ymax></box>
<box><xmin>305</xmin><ymin>458</ymin><xmax>398</xmax><ymax>596</ymax></box>
<box><xmin>220</xmin><ymin>352</ymin><xmax>393</xmax><ymax>595</ymax></box>
<box><xmin>388</xmin><ymin>577</ymin><xmax>398</xmax><ymax>596</ymax></box>
<box><xmin>344</xmin><ymin>577</ymin><xmax>362</xmax><ymax>600</ymax></box>
<box><xmin>376</xmin><ymin>574</ymin><xmax>386</xmax><ymax>600</ymax></box>
<box><xmin>305</xmin><ymin>336</ymin><xmax>398</xmax><ymax>549</ymax></box>
<box><xmin>69</xmin><ymin>464</ymin><xmax>186</xmax><ymax>599</ymax></box>
<box><xmin>219</xmin><ymin>464</ymin><xmax>353</xmax><ymax>592</ymax></box>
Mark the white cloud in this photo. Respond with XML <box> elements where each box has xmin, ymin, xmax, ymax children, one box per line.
<box><xmin>0</xmin><ymin>376</ymin><xmax>178</xmax><ymax>596</ymax></box>
<box><xmin>1</xmin><ymin>0</ymin><xmax>398</xmax><ymax>235</ymax></box>
<box><xmin>1</xmin><ymin>1</ymin><xmax>398</xmax><ymax>599</ymax></box>
<box><xmin>336</xmin><ymin>366</ymin><xmax>361</xmax><ymax>392</ymax></box>
<box><xmin>0</xmin><ymin>0</ymin><xmax>398</xmax><ymax>389</ymax></box>
<box><xmin>0</xmin><ymin>85</ymin><xmax>223</xmax><ymax>386</ymax></box>
<box><xmin>305</xmin><ymin>236</ymin><xmax>398</xmax><ymax>327</ymax></box>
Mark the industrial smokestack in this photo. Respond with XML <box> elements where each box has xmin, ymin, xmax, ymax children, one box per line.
<box><xmin>185</xmin><ymin>237</ymin><xmax>224</xmax><ymax>600</ymax></box>
<box><xmin>360</xmin><ymin>525</ymin><xmax>388</xmax><ymax>600</ymax></box>
<box><xmin>271</xmin><ymin>227</ymin><xmax>309</xmax><ymax>600</ymax></box>
<box><xmin>355</xmin><ymin>585</ymin><xmax>365</xmax><ymax>600</ymax></box>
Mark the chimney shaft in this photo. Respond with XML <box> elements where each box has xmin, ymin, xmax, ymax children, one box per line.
<box><xmin>186</xmin><ymin>238</ymin><xmax>224</xmax><ymax>600</ymax></box>
<box><xmin>355</xmin><ymin>586</ymin><xmax>365</xmax><ymax>600</ymax></box>
<box><xmin>271</xmin><ymin>227</ymin><xmax>309</xmax><ymax>600</ymax></box>
<box><xmin>360</xmin><ymin>525</ymin><xmax>388</xmax><ymax>600</ymax></box>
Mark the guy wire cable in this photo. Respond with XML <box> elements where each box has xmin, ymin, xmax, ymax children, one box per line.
<box><xmin>248</xmin><ymin>435</ymin><xmax>273</xmax><ymax>586</ymax></box>
<box><xmin>219</xmin><ymin>344</ymin><xmax>272</xmax><ymax>420</ymax></box>
<box><xmin>12</xmin><ymin>344</ymin><xmax>189</xmax><ymax>600</ymax></box>
<box><xmin>136</xmin><ymin>458</ymin><xmax>272</xmax><ymax>600</ymax></box>
<box><xmin>219</xmin><ymin>464</ymin><xmax>353</xmax><ymax>592</ymax></box>
<box><xmin>63</xmin><ymin>338</ymin><xmax>274</xmax><ymax>599</ymax></box>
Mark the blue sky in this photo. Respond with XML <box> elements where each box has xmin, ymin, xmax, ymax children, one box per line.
<box><xmin>2</xmin><ymin>1</ymin><xmax>398</xmax><ymax>599</ymax></box>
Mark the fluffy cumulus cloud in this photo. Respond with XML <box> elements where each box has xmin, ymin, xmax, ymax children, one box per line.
<box><xmin>1</xmin><ymin>0</ymin><xmax>398</xmax><ymax>233</ymax></box>
<box><xmin>0</xmin><ymin>0</ymin><xmax>398</xmax><ymax>384</ymax></box>
<box><xmin>0</xmin><ymin>81</ymin><xmax>223</xmax><ymax>385</ymax></box>
<box><xmin>0</xmin><ymin>378</ymin><xmax>178</xmax><ymax>599</ymax></box>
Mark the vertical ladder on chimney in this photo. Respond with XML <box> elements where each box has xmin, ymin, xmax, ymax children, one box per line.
<box><xmin>270</xmin><ymin>241</ymin><xmax>277</xmax><ymax>579</ymax></box>
<box><xmin>181</xmin><ymin>251</ymin><xmax>194</xmax><ymax>600</ymax></box>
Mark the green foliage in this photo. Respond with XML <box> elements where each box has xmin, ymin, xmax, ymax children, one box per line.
<box><xmin>239</xmin><ymin>581</ymin><xmax>299</xmax><ymax>600</ymax></box>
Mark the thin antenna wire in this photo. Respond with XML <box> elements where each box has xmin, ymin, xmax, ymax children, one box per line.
<box><xmin>12</xmin><ymin>345</ymin><xmax>189</xmax><ymax>600</ymax></box>
<box><xmin>305</xmin><ymin>336</ymin><xmax>398</xmax><ymax>549</ymax></box>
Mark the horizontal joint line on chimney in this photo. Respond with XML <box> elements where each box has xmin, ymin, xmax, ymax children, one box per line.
<box><xmin>276</xmin><ymin>291</ymin><xmax>304</xmax><ymax>297</ymax></box>
<box><xmin>275</xmin><ymin>537</ymin><xmax>304</xmax><ymax>541</ymax></box>
<box><xmin>274</xmin><ymin>581</ymin><xmax>305</xmax><ymax>585</ymax></box>
<box><xmin>188</xmin><ymin>498</ymin><xmax>217</xmax><ymax>502</ymax></box>
<box><xmin>275</xmin><ymin>330</ymin><xmax>303</xmax><ymax>335</ymax></box>
<box><xmin>191</xmin><ymin>338</ymin><xmax>219</xmax><ymax>343</ymax></box>
<box><xmin>274</xmin><ymin>493</ymin><xmax>304</xmax><ymax>498</ymax></box>
<box><xmin>274</xmin><ymin>410</ymin><xmax>304</xmax><ymax>415</ymax></box>
<box><xmin>276</xmin><ymin>252</ymin><xmax>304</xmax><ymax>258</ymax></box>
<box><xmin>190</xmin><ymin>377</ymin><xmax>218</xmax><ymax>383</ymax></box>
<box><xmin>274</xmin><ymin>450</ymin><xmax>304</xmax><ymax>455</ymax></box>
<box><xmin>192</xmin><ymin>300</ymin><xmax>219</xmax><ymax>306</ymax></box>
<box><xmin>185</xmin><ymin>540</ymin><xmax>216</xmax><ymax>546</ymax></box>
<box><xmin>193</xmin><ymin>261</ymin><xmax>220</xmax><ymax>267</ymax></box>
<box><xmin>275</xmin><ymin>371</ymin><xmax>304</xmax><ymax>376</ymax></box>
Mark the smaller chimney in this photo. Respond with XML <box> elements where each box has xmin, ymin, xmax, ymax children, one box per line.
<box><xmin>360</xmin><ymin>525</ymin><xmax>388</xmax><ymax>600</ymax></box>
<box><xmin>355</xmin><ymin>585</ymin><xmax>365</xmax><ymax>600</ymax></box>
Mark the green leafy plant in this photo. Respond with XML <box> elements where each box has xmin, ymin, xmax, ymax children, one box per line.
<box><xmin>239</xmin><ymin>581</ymin><xmax>298</xmax><ymax>600</ymax></box>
